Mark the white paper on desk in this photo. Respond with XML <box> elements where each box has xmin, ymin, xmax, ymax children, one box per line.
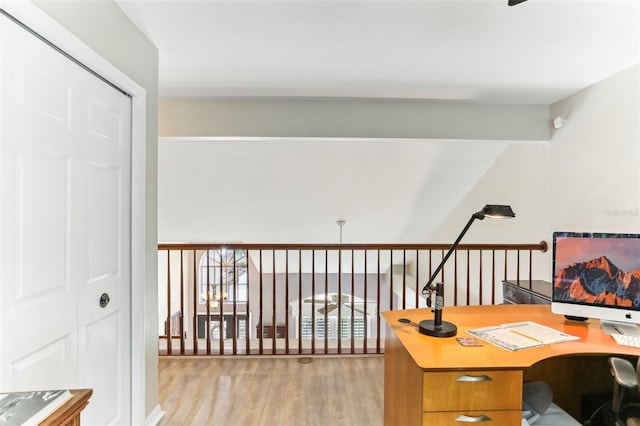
<box><xmin>468</xmin><ymin>321</ymin><xmax>579</xmax><ymax>351</ymax></box>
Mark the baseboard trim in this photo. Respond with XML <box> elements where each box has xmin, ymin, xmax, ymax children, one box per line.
<box><xmin>146</xmin><ymin>404</ymin><xmax>165</xmax><ymax>426</ymax></box>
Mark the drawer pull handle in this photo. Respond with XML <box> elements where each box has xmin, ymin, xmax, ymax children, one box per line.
<box><xmin>454</xmin><ymin>414</ymin><xmax>492</xmax><ymax>422</ymax></box>
<box><xmin>456</xmin><ymin>374</ymin><xmax>492</xmax><ymax>382</ymax></box>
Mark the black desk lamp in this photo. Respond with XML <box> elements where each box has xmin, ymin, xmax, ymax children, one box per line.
<box><xmin>419</xmin><ymin>204</ymin><xmax>516</xmax><ymax>337</ymax></box>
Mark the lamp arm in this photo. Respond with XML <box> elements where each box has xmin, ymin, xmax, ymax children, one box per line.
<box><xmin>421</xmin><ymin>211</ymin><xmax>484</xmax><ymax>295</ymax></box>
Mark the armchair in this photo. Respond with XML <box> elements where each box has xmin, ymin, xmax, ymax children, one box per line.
<box><xmin>609</xmin><ymin>356</ymin><xmax>640</xmax><ymax>426</ymax></box>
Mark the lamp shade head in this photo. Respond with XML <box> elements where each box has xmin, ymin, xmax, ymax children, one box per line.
<box><xmin>480</xmin><ymin>204</ymin><xmax>515</xmax><ymax>219</ymax></box>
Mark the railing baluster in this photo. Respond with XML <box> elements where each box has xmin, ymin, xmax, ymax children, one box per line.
<box><xmin>491</xmin><ymin>250</ymin><xmax>496</xmax><ymax>305</ymax></box>
<box><xmin>350</xmin><ymin>249</ymin><xmax>355</xmax><ymax>354</ymax></box>
<box><xmin>258</xmin><ymin>250</ymin><xmax>263</xmax><ymax>355</ymax></box>
<box><xmin>389</xmin><ymin>250</ymin><xmax>394</xmax><ymax>312</ymax></box>
<box><xmin>441</xmin><ymin>248</ymin><xmax>446</xmax><ymax>299</ymax></box>
<box><xmin>165</xmin><ymin>250</ymin><xmax>172</xmax><ymax>355</ymax></box>
<box><xmin>271</xmin><ymin>249</ymin><xmax>276</xmax><ymax>354</ymax></box>
<box><xmin>503</xmin><ymin>249</ymin><xmax>508</xmax><ymax>287</ymax></box>
<box><xmin>465</xmin><ymin>250</ymin><xmax>470</xmax><ymax>306</ymax></box>
<box><xmin>337</xmin><ymin>248</ymin><xmax>342</xmax><ymax>354</ymax></box>
<box><xmin>245</xmin><ymin>249</ymin><xmax>251</xmax><ymax>355</ymax></box>
<box><xmin>453</xmin><ymin>250</ymin><xmax>458</xmax><ymax>306</ymax></box>
<box><xmin>324</xmin><ymin>249</ymin><xmax>328</xmax><ymax>354</ymax></box>
<box><xmin>311</xmin><ymin>250</ymin><xmax>316</xmax><ymax>355</ymax></box>
<box><xmin>529</xmin><ymin>249</ymin><xmax>533</xmax><ymax>289</ymax></box>
<box><xmin>192</xmin><ymin>250</ymin><xmax>198</xmax><ymax>355</ymax></box>
<box><xmin>414</xmin><ymin>250</ymin><xmax>420</xmax><ymax>309</ymax></box>
<box><xmin>206</xmin><ymin>250</ymin><xmax>211</xmax><ymax>355</ymax></box>
<box><xmin>179</xmin><ymin>250</ymin><xmax>185</xmax><ymax>354</ymax></box>
<box><xmin>218</xmin><ymin>250</ymin><xmax>224</xmax><ymax>355</ymax></box>
<box><xmin>231</xmin><ymin>249</ymin><xmax>237</xmax><ymax>355</ymax></box>
<box><xmin>400</xmin><ymin>250</ymin><xmax>407</xmax><ymax>309</ymax></box>
<box><xmin>376</xmin><ymin>249</ymin><xmax>381</xmax><ymax>354</ymax></box>
<box><xmin>478</xmin><ymin>250</ymin><xmax>483</xmax><ymax>305</ymax></box>
<box><xmin>276</xmin><ymin>250</ymin><xmax>280</xmax><ymax>354</ymax></box>
<box><xmin>298</xmin><ymin>249</ymin><xmax>303</xmax><ymax>354</ymax></box>
<box><xmin>363</xmin><ymin>250</ymin><xmax>368</xmax><ymax>354</ymax></box>
<box><xmin>517</xmin><ymin>250</ymin><xmax>521</xmax><ymax>285</ymax></box>
<box><xmin>285</xmin><ymin>250</ymin><xmax>290</xmax><ymax>355</ymax></box>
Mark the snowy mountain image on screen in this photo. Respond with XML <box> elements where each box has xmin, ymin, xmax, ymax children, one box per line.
<box><xmin>554</xmin><ymin>256</ymin><xmax>640</xmax><ymax>308</ymax></box>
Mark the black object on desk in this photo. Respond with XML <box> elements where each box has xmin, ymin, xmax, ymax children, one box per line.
<box><xmin>502</xmin><ymin>280</ymin><xmax>551</xmax><ymax>305</ymax></box>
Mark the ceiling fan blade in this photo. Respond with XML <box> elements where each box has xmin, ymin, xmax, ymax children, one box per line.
<box><xmin>327</xmin><ymin>304</ymin><xmax>339</xmax><ymax>313</ymax></box>
<box><xmin>508</xmin><ymin>0</ymin><xmax>528</xmax><ymax>6</ymax></box>
<box><xmin>344</xmin><ymin>303</ymin><xmax>367</xmax><ymax>315</ymax></box>
<box><xmin>318</xmin><ymin>304</ymin><xmax>338</xmax><ymax>315</ymax></box>
<box><xmin>353</xmin><ymin>306</ymin><xmax>367</xmax><ymax>315</ymax></box>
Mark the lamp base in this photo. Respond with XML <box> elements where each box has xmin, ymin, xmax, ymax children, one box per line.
<box><xmin>418</xmin><ymin>319</ymin><xmax>457</xmax><ymax>337</ymax></box>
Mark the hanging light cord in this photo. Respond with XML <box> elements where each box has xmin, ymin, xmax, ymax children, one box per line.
<box><xmin>337</xmin><ymin>220</ymin><xmax>345</xmax><ymax>244</ymax></box>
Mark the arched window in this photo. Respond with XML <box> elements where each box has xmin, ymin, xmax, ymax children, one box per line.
<box><xmin>199</xmin><ymin>249</ymin><xmax>248</xmax><ymax>306</ymax></box>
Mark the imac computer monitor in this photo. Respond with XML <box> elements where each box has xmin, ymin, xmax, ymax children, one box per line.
<box><xmin>551</xmin><ymin>231</ymin><xmax>640</xmax><ymax>335</ymax></box>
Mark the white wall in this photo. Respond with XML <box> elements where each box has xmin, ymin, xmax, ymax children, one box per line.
<box><xmin>432</xmin><ymin>64</ymin><xmax>640</xmax><ymax>284</ymax></box>
<box><xmin>550</xmin><ymin>65</ymin><xmax>640</xmax><ymax>233</ymax></box>
<box><xmin>25</xmin><ymin>0</ymin><xmax>161</xmax><ymax>422</ymax></box>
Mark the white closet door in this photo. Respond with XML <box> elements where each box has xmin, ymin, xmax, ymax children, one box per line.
<box><xmin>0</xmin><ymin>12</ymin><xmax>132</xmax><ymax>425</ymax></box>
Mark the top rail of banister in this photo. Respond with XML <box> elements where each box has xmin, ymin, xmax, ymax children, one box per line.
<box><xmin>158</xmin><ymin>241</ymin><xmax>548</xmax><ymax>252</ymax></box>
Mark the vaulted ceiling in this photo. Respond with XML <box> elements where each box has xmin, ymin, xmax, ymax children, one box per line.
<box><xmin>116</xmin><ymin>0</ymin><xmax>640</xmax><ymax>243</ymax></box>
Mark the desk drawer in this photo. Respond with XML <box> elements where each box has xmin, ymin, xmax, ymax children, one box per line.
<box><xmin>423</xmin><ymin>409</ymin><xmax>521</xmax><ymax>425</ymax></box>
<box><xmin>423</xmin><ymin>370</ymin><xmax>522</xmax><ymax>411</ymax></box>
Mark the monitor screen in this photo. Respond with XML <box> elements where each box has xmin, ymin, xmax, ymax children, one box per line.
<box><xmin>551</xmin><ymin>231</ymin><xmax>640</xmax><ymax>328</ymax></box>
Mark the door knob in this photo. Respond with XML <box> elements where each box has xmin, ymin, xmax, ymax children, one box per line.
<box><xmin>99</xmin><ymin>293</ymin><xmax>110</xmax><ymax>308</ymax></box>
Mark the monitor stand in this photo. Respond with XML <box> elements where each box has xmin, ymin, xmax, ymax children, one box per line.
<box><xmin>601</xmin><ymin>320</ymin><xmax>640</xmax><ymax>337</ymax></box>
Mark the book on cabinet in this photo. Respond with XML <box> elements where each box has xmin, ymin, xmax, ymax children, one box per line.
<box><xmin>0</xmin><ymin>389</ymin><xmax>72</xmax><ymax>426</ymax></box>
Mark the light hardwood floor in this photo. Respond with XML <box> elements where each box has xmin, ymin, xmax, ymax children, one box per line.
<box><xmin>158</xmin><ymin>355</ymin><xmax>384</xmax><ymax>426</ymax></box>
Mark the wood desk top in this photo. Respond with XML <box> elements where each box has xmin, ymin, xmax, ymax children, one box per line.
<box><xmin>382</xmin><ymin>304</ymin><xmax>639</xmax><ymax>371</ymax></box>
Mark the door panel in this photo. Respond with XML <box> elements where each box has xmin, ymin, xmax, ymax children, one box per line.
<box><xmin>1</xmin><ymin>13</ymin><xmax>132</xmax><ymax>424</ymax></box>
<box><xmin>86</xmin><ymin>164</ymin><xmax>120</xmax><ymax>282</ymax></box>
<box><xmin>10</xmin><ymin>336</ymin><xmax>75</xmax><ymax>391</ymax></box>
<box><xmin>18</xmin><ymin>151</ymin><xmax>69</xmax><ymax>298</ymax></box>
<box><xmin>83</xmin><ymin>312</ymin><xmax>123</xmax><ymax>424</ymax></box>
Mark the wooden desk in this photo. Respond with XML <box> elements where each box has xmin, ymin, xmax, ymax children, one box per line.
<box><xmin>382</xmin><ymin>304</ymin><xmax>639</xmax><ymax>425</ymax></box>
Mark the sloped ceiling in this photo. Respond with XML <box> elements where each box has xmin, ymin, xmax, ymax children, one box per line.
<box><xmin>158</xmin><ymin>138</ymin><xmax>509</xmax><ymax>243</ymax></box>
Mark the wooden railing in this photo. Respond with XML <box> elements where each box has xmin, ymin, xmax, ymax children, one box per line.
<box><xmin>158</xmin><ymin>242</ymin><xmax>548</xmax><ymax>356</ymax></box>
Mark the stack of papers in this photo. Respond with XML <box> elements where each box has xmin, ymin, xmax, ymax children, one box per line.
<box><xmin>468</xmin><ymin>321</ymin><xmax>579</xmax><ymax>351</ymax></box>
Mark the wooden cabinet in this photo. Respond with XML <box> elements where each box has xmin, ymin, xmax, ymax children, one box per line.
<box><xmin>382</xmin><ymin>305</ymin><xmax>640</xmax><ymax>425</ymax></box>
